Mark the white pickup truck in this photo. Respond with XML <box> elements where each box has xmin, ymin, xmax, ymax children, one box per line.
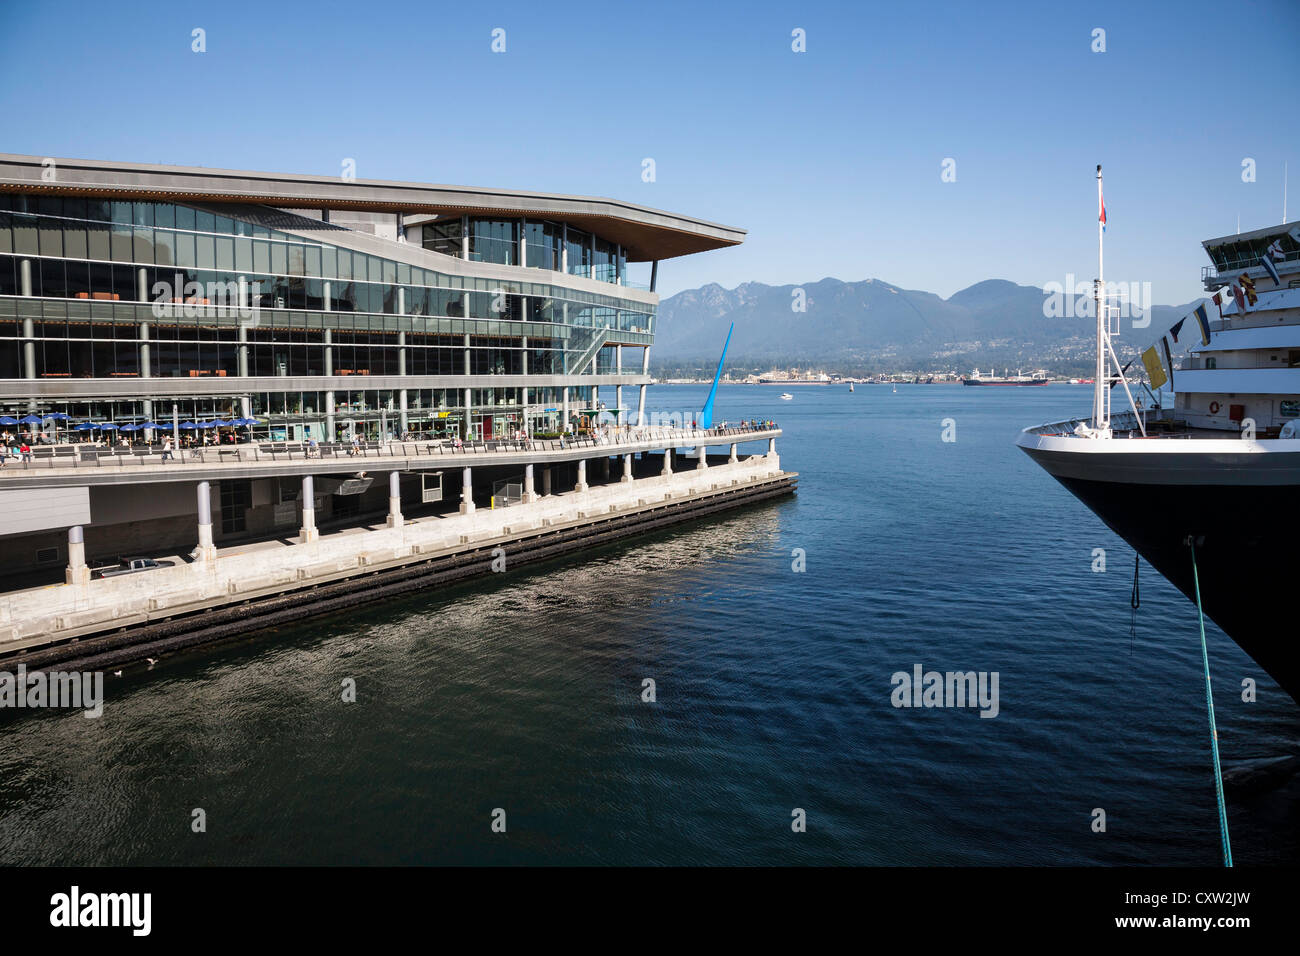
<box><xmin>93</xmin><ymin>557</ymin><xmax>175</xmax><ymax>579</ymax></box>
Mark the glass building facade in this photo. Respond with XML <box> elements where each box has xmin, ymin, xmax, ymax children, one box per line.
<box><xmin>0</xmin><ymin>195</ymin><xmax>654</xmax><ymax>441</ymax></box>
<box><xmin>422</xmin><ymin>215</ymin><xmax>626</xmax><ymax>283</ymax></box>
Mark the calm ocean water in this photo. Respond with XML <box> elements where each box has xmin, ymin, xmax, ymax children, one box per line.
<box><xmin>1</xmin><ymin>383</ymin><xmax>1296</xmax><ymax>865</ymax></box>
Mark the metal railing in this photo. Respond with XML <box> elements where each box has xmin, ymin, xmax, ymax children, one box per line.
<box><xmin>0</xmin><ymin>422</ymin><xmax>780</xmax><ymax>474</ymax></box>
<box><xmin>1203</xmin><ymin>248</ymin><xmax>1300</xmax><ymax>283</ymax></box>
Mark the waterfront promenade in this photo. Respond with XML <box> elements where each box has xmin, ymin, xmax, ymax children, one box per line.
<box><xmin>0</xmin><ymin>423</ymin><xmax>780</xmax><ymax>489</ymax></box>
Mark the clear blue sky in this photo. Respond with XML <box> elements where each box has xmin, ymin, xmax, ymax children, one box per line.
<box><xmin>2</xmin><ymin>0</ymin><xmax>1297</xmax><ymax>303</ymax></box>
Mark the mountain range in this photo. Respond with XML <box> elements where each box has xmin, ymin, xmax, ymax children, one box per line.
<box><xmin>652</xmin><ymin>277</ymin><xmax>1197</xmax><ymax>375</ymax></box>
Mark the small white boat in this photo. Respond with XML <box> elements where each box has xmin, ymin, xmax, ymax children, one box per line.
<box><xmin>848</xmin><ymin>383</ymin><xmax>855</xmax><ymax>392</ymax></box>
<box><xmin>780</xmin><ymin>393</ymin><xmax>794</xmax><ymax>401</ymax></box>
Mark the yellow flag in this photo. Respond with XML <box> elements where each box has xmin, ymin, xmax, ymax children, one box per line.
<box><xmin>1141</xmin><ymin>345</ymin><xmax>1167</xmax><ymax>388</ymax></box>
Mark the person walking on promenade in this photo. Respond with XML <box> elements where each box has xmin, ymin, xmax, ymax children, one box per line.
<box><xmin>19</xmin><ymin>441</ymin><xmax>31</xmax><ymax>463</ymax></box>
<box><xmin>162</xmin><ymin>436</ymin><xmax>174</xmax><ymax>462</ymax></box>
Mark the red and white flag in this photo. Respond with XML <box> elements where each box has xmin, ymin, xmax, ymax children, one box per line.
<box><xmin>1231</xmin><ymin>282</ymin><xmax>1247</xmax><ymax>312</ymax></box>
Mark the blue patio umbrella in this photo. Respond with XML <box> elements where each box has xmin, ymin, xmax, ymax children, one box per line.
<box><xmin>0</xmin><ymin>416</ymin><xmax>19</xmax><ymax>426</ymax></box>
<box><xmin>73</xmin><ymin>422</ymin><xmax>96</xmax><ymax>432</ymax></box>
<box><xmin>179</xmin><ymin>421</ymin><xmax>199</xmax><ymax>430</ymax></box>
<box><xmin>140</xmin><ymin>421</ymin><xmax>163</xmax><ymax>430</ymax></box>
<box><xmin>211</xmin><ymin>419</ymin><xmax>230</xmax><ymax>427</ymax></box>
<box><xmin>44</xmin><ymin>412</ymin><xmax>71</xmax><ymax>420</ymax></box>
<box><xmin>19</xmin><ymin>415</ymin><xmax>42</xmax><ymax>425</ymax></box>
<box><xmin>120</xmin><ymin>423</ymin><xmax>139</xmax><ymax>432</ymax></box>
<box><xmin>99</xmin><ymin>423</ymin><xmax>120</xmax><ymax>431</ymax></box>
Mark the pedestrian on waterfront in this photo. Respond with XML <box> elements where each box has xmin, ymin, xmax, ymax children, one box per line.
<box><xmin>20</xmin><ymin>441</ymin><xmax>31</xmax><ymax>462</ymax></box>
<box><xmin>162</xmin><ymin>436</ymin><xmax>174</xmax><ymax>462</ymax></box>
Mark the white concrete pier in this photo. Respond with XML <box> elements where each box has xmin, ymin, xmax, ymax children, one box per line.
<box><xmin>0</xmin><ymin>453</ymin><xmax>791</xmax><ymax>653</ymax></box>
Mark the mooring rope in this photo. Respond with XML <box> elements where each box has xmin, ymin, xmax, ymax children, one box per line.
<box><xmin>1130</xmin><ymin>553</ymin><xmax>1140</xmax><ymax>652</ymax></box>
<box><xmin>1188</xmin><ymin>537</ymin><xmax>1232</xmax><ymax>867</ymax></box>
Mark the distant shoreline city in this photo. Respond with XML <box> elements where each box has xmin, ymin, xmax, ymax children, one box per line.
<box><xmin>655</xmin><ymin>367</ymin><xmax>1091</xmax><ymax>385</ymax></box>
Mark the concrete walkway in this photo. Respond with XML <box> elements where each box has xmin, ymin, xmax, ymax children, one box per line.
<box><xmin>0</xmin><ymin>424</ymin><xmax>780</xmax><ymax>489</ymax></box>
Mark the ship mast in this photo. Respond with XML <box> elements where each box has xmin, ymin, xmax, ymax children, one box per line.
<box><xmin>1093</xmin><ymin>164</ymin><xmax>1105</xmax><ymax>431</ymax></box>
<box><xmin>1084</xmin><ymin>164</ymin><xmax>1145</xmax><ymax>439</ymax></box>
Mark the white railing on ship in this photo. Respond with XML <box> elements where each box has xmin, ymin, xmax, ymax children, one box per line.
<box><xmin>1028</xmin><ymin>410</ymin><xmax>1184</xmax><ymax>437</ymax></box>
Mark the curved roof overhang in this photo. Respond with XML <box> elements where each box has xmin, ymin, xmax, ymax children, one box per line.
<box><xmin>0</xmin><ymin>153</ymin><xmax>745</xmax><ymax>262</ymax></box>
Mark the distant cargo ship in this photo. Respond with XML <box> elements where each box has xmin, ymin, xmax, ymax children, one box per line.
<box><xmin>963</xmin><ymin>368</ymin><xmax>1049</xmax><ymax>387</ymax></box>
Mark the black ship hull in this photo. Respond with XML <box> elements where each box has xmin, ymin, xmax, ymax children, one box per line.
<box><xmin>1050</xmin><ymin>474</ymin><xmax>1299</xmax><ymax>702</ymax></box>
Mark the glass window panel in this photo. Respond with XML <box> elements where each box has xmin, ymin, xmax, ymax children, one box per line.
<box><xmin>195</xmin><ymin>210</ymin><xmax>215</xmax><ymax>234</ymax></box>
<box><xmin>134</xmin><ymin>227</ymin><xmax>154</xmax><ymax>264</ymax></box>
<box><xmin>12</xmin><ymin>214</ymin><xmax>38</xmax><ymax>255</ymax></box>
<box><xmin>288</xmin><ymin>245</ymin><xmax>305</xmax><ymax>276</ymax></box>
<box><xmin>154</xmin><ymin>229</ymin><xmax>175</xmax><ymax>266</ymax></box>
<box><xmin>196</xmin><ymin>234</ymin><xmax>215</xmax><ymax>269</ymax></box>
<box><xmin>174</xmin><ymin>205</ymin><xmax>196</xmax><ymax>231</ymax></box>
<box><xmin>322</xmin><ymin>246</ymin><xmax>337</xmax><ymax>279</ymax></box>
<box><xmin>63</xmin><ymin>219</ymin><xmax>87</xmax><ymax>259</ymax></box>
<box><xmin>215</xmin><ymin>236</ymin><xmax>234</xmax><ymax>271</ymax></box>
<box><xmin>306</xmin><ymin>245</ymin><xmax>321</xmax><ymax>277</ymax></box>
<box><xmin>253</xmin><ymin>240</ymin><xmax>270</xmax><ymax>274</ymax></box>
<box><xmin>153</xmin><ymin>203</ymin><xmax>175</xmax><ymax>229</ymax></box>
<box><xmin>86</xmin><ymin>220</ymin><xmax>109</xmax><ymax>260</ymax></box>
<box><xmin>175</xmin><ymin>232</ymin><xmax>196</xmax><ymax>268</ymax></box>
<box><xmin>40</xmin><ymin>258</ymin><xmax>66</xmax><ymax>298</ymax></box>
<box><xmin>271</xmin><ymin>242</ymin><xmax>287</xmax><ymax>276</ymax></box>
<box><xmin>110</xmin><ymin>224</ymin><xmax>133</xmax><ymax>261</ymax></box>
<box><xmin>233</xmin><ymin>237</ymin><xmax>251</xmax><ymax>272</ymax></box>
<box><xmin>39</xmin><ymin>218</ymin><xmax>63</xmax><ymax>257</ymax></box>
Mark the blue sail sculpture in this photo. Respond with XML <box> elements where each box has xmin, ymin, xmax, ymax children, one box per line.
<box><xmin>698</xmin><ymin>322</ymin><xmax>734</xmax><ymax>430</ymax></box>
